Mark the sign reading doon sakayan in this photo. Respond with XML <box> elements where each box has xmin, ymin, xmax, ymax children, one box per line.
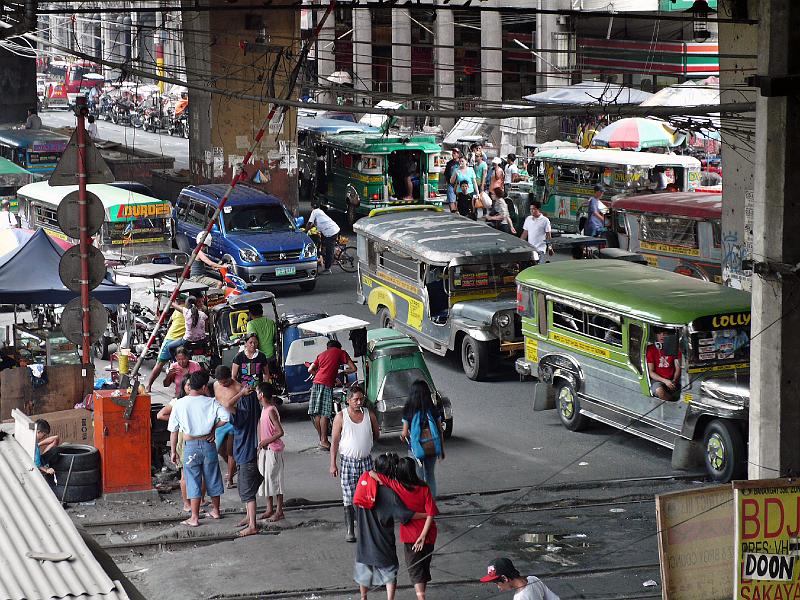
<box><xmin>734</xmin><ymin>479</ymin><xmax>800</xmax><ymax>599</ymax></box>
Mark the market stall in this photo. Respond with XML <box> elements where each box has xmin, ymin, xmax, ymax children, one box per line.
<box><xmin>0</xmin><ymin>229</ymin><xmax>131</xmax><ymax>418</ymax></box>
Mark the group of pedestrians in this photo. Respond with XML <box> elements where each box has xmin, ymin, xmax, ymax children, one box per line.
<box><xmin>160</xmin><ymin>316</ymin><xmax>285</xmax><ymax>537</ymax></box>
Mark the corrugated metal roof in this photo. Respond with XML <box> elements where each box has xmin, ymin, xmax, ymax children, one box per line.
<box><xmin>0</xmin><ymin>432</ymin><xmax>130</xmax><ymax>600</ymax></box>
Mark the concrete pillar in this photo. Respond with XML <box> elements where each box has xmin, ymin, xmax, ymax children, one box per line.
<box><xmin>315</xmin><ymin>0</ymin><xmax>336</xmax><ymax>103</ymax></box>
<box><xmin>481</xmin><ymin>1</ymin><xmax>503</xmax><ymax>103</ymax></box>
<box><xmin>392</xmin><ymin>8</ymin><xmax>412</xmax><ymax>97</ymax></box>
<box><xmin>0</xmin><ymin>51</ymin><xmax>35</xmax><ymax>125</ymax></box>
<box><xmin>749</xmin><ymin>0</ymin><xmax>800</xmax><ymax>479</ymax></box>
<box><xmin>434</xmin><ymin>3</ymin><xmax>455</xmax><ymax>130</ymax></box>
<box><xmin>352</xmin><ymin>6</ymin><xmax>372</xmax><ymax>106</ymax></box>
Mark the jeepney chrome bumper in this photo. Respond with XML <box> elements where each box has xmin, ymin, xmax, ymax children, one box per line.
<box><xmin>515</xmin><ymin>358</ymin><xmax>533</xmax><ymax>377</ymax></box>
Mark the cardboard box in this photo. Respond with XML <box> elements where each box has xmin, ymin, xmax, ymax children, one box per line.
<box><xmin>4</xmin><ymin>408</ymin><xmax>94</xmax><ymax>445</ymax></box>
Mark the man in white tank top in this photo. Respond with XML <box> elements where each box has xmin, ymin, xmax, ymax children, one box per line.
<box><xmin>330</xmin><ymin>385</ymin><xmax>380</xmax><ymax>542</ymax></box>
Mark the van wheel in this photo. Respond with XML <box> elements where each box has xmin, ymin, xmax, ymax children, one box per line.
<box><xmin>557</xmin><ymin>381</ymin><xmax>587</xmax><ymax>431</ymax></box>
<box><xmin>703</xmin><ymin>419</ymin><xmax>746</xmax><ymax>482</ymax></box>
<box><xmin>461</xmin><ymin>335</ymin><xmax>490</xmax><ymax>381</ymax></box>
<box><xmin>378</xmin><ymin>307</ymin><xmax>392</xmax><ymax>329</ymax></box>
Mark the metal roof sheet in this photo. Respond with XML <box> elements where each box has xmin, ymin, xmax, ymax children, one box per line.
<box><xmin>534</xmin><ymin>147</ymin><xmax>701</xmax><ymax>168</ymax></box>
<box><xmin>354</xmin><ymin>209</ymin><xmax>539</xmax><ymax>265</ymax></box>
<box><xmin>612</xmin><ymin>192</ymin><xmax>722</xmax><ymax>219</ymax></box>
<box><xmin>0</xmin><ymin>432</ymin><xmax>130</xmax><ymax>600</ymax></box>
<box><xmin>17</xmin><ymin>181</ymin><xmax>164</xmax><ymax>208</ymax></box>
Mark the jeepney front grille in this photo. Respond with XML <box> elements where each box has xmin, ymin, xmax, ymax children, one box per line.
<box><xmin>261</xmin><ymin>249</ymin><xmax>301</xmax><ymax>262</ymax></box>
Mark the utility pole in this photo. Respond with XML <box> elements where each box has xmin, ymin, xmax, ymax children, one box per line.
<box><xmin>748</xmin><ymin>0</ymin><xmax>800</xmax><ymax>479</ymax></box>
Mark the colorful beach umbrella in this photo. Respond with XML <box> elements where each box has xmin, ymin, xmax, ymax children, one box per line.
<box><xmin>592</xmin><ymin>118</ymin><xmax>684</xmax><ymax>151</ymax></box>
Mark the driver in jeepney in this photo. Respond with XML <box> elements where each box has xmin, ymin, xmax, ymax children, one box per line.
<box><xmin>646</xmin><ymin>328</ymin><xmax>682</xmax><ymax>401</ymax></box>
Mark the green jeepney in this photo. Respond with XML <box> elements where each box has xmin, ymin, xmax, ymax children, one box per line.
<box><xmin>515</xmin><ymin>260</ymin><xmax>751</xmax><ymax>482</ymax></box>
<box><xmin>313</xmin><ymin>132</ymin><xmax>446</xmax><ymax>223</ymax></box>
<box><xmin>509</xmin><ymin>147</ymin><xmax>702</xmax><ymax>233</ymax></box>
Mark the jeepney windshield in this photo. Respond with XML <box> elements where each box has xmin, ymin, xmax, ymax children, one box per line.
<box><xmin>223</xmin><ymin>205</ymin><xmax>296</xmax><ymax>233</ymax></box>
<box><xmin>451</xmin><ymin>262</ymin><xmax>534</xmax><ymax>292</ymax></box>
<box><xmin>688</xmin><ymin>315</ymin><xmax>751</xmax><ymax>367</ymax></box>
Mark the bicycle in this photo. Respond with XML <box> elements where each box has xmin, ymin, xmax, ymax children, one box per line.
<box><xmin>331</xmin><ymin>234</ymin><xmax>357</xmax><ymax>273</ymax></box>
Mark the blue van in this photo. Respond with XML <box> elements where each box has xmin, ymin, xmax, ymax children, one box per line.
<box><xmin>173</xmin><ymin>184</ymin><xmax>318</xmax><ymax>291</ymax></box>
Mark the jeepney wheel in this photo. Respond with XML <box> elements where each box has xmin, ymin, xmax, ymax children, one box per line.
<box><xmin>703</xmin><ymin>419</ymin><xmax>746</xmax><ymax>483</ymax></box>
<box><xmin>347</xmin><ymin>202</ymin><xmax>358</xmax><ymax>226</ymax></box>
<box><xmin>556</xmin><ymin>381</ymin><xmax>587</xmax><ymax>432</ymax></box>
<box><xmin>378</xmin><ymin>307</ymin><xmax>392</xmax><ymax>329</ymax></box>
<box><xmin>461</xmin><ymin>335</ymin><xmax>490</xmax><ymax>381</ymax></box>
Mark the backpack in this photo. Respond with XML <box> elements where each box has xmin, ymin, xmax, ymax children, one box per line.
<box><xmin>353</xmin><ymin>471</ymin><xmax>378</xmax><ymax>509</ymax></box>
<box><xmin>410</xmin><ymin>410</ymin><xmax>442</xmax><ymax>459</ymax></box>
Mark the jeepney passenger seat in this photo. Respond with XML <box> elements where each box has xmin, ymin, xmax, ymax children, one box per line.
<box><xmin>427</xmin><ymin>280</ymin><xmax>449</xmax><ymax>325</ymax></box>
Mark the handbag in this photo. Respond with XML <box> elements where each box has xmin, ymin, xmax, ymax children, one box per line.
<box><xmin>353</xmin><ymin>472</ymin><xmax>378</xmax><ymax>509</ymax></box>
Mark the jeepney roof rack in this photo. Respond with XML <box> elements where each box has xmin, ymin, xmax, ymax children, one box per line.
<box><xmin>368</xmin><ymin>205</ymin><xmax>443</xmax><ymax>218</ymax></box>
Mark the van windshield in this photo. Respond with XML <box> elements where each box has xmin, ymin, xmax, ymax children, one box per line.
<box><xmin>224</xmin><ymin>205</ymin><xmax>295</xmax><ymax>233</ymax></box>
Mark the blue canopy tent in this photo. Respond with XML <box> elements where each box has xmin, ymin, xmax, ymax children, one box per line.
<box><xmin>0</xmin><ymin>229</ymin><xmax>131</xmax><ymax>305</ymax></box>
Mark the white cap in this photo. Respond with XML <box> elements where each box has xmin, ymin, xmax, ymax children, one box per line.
<box><xmin>196</xmin><ymin>231</ymin><xmax>212</xmax><ymax>247</ymax></box>
<box><xmin>492</xmin><ymin>157</ymin><xmax>502</xmax><ymax>165</ymax></box>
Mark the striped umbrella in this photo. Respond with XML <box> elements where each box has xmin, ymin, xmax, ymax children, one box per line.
<box><xmin>592</xmin><ymin>118</ymin><xmax>684</xmax><ymax>151</ymax></box>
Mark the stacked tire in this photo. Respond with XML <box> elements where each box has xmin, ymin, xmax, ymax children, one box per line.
<box><xmin>51</xmin><ymin>444</ymin><xmax>101</xmax><ymax>503</ymax></box>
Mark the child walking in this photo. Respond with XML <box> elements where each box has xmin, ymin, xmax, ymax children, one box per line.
<box><xmin>256</xmin><ymin>382</ymin><xmax>285</xmax><ymax>522</ymax></box>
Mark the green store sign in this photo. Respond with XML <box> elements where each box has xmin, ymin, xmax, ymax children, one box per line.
<box><xmin>659</xmin><ymin>0</ymin><xmax>717</xmax><ymax>10</ymax></box>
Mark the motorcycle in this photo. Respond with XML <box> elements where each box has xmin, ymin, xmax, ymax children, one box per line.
<box><xmin>167</xmin><ymin>108</ymin><xmax>189</xmax><ymax>138</ymax></box>
<box><xmin>110</xmin><ymin>99</ymin><xmax>134</xmax><ymax>125</ymax></box>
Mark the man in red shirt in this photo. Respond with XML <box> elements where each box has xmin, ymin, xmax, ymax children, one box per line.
<box><xmin>646</xmin><ymin>329</ymin><xmax>682</xmax><ymax>401</ymax></box>
<box><xmin>308</xmin><ymin>340</ymin><xmax>356</xmax><ymax>450</ymax></box>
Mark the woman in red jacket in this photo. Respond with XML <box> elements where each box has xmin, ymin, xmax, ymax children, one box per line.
<box><xmin>372</xmin><ymin>455</ymin><xmax>439</xmax><ymax>600</ymax></box>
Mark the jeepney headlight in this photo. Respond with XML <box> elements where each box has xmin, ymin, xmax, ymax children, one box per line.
<box><xmin>239</xmin><ymin>248</ymin><xmax>260</xmax><ymax>263</ymax></box>
<box><xmin>498</xmin><ymin>314</ymin><xmax>511</xmax><ymax>328</ymax></box>
<box><xmin>301</xmin><ymin>242</ymin><xmax>317</xmax><ymax>259</ymax></box>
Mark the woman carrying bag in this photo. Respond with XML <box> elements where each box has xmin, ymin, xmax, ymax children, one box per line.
<box><xmin>401</xmin><ymin>380</ymin><xmax>445</xmax><ymax>498</ymax></box>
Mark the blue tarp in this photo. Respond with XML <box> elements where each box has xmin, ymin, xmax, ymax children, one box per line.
<box><xmin>0</xmin><ymin>229</ymin><xmax>131</xmax><ymax>304</ymax></box>
<box><xmin>523</xmin><ymin>81</ymin><xmax>653</xmax><ymax>105</ymax></box>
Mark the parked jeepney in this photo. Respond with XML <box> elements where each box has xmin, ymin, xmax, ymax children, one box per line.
<box><xmin>508</xmin><ymin>148</ymin><xmax>702</xmax><ymax>233</ymax></box>
<box><xmin>355</xmin><ymin>206</ymin><xmax>538</xmax><ymax>380</ymax></box>
<box><xmin>304</xmin><ymin>129</ymin><xmax>446</xmax><ymax>224</ymax></box>
<box><xmin>515</xmin><ymin>260</ymin><xmax>750</xmax><ymax>482</ymax></box>
<box><xmin>16</xmin><ymin>181</ymin><xmax>173</xmax><ymax>259</ymax></box>
<box><xmin>0</xmin><ymin>157</ymin><xmax>33</xmax><ymax>211</ymax></box>
<box><xmin>0</xmin><ymin>129</ymin><xmax>69</xmax><ymax>178</ymax></box>
<box><xmin>609</xmin><ymin>192</ymin><xmax>723</xmax><ymax>283</ymax></box>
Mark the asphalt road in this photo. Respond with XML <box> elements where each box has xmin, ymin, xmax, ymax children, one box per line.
<box><xmin>40</xmin><ymin>109</ymin><xmax>190</xmax><ymax>171</ymax></box>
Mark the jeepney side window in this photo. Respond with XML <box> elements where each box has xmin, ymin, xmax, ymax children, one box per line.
<box><xmin>628</xmin><ymin>322</ymin><xmax>643</xmax><ymax>374</ymax></box>
<box><xmin>361</xmin><ymin>155</ymin><xmax>382</xmax><ymax>175</ymax></box>
<box><xmin>367</xmin><ymin>240</ymin><xmax>377</xmax><ymax>271</ymax></box>
<box><xmin>379</xmin><ymin>248</ymin><xmax>418</xmax><ymax>282</ymax></box>
<box><xmin>640</xmin><ymin>215</ymin><xmax>698</xmax><ymax>248</ymax></box>
<box><xmin>551</xmin><ymin>300</ymin><xmax>622</xmax><ymax>347</ymax></box>
<box><xmin>711</xmin><ymin>219</ymin><xmax>722</xmax><ymax>248</ymax></box>
<box><xmin>537</xmin><ymin>292</ymin><xmax>548</xmax><ymax>336</ymax></box>
<box><xmin>613</xmin><ymin>210</ymin><xmax>627</xmax><ymax>234</ymax></box>
<box><xmin>516</xmin><ymin>285</ymin><xmax>533</xmax><ymax>318</ymax></box>
<box><xmin>340</xmin><ymin>153</ymin><xmax>354</xmax><ymax>170</ymax></box>
<box><xmin>552</xmin><ymin>301</ymin><xmax>581</xmax><ymax>333</ymax></box>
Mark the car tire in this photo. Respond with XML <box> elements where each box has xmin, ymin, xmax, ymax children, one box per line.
<box><xmin>556</xmin><ymin>380</ymin><xmax>588</xmax><ymax>432</ymax></box>
<box><xmin>53</xmin><ymin>482</ymin><xmax>101</xmax><ymax>503</ymax></box>
<box><xmin>461</xmin><ymin>335</ymin><xmax>490</xmax><ymax>381</ymax></box>
<box><xmin>377</xmin><ymin>307</ymin><xmax>392</xmax><ymax>329</ymax></box>
<box><xmin>52</xmin><ymin>444</ymin><xmax>100</xmax><ymax>471</ymax></box>
<box><xmin>299</xmin><ymin>280</ymin><xmax>317</xmax><ymax>292</ymax></box>
<box><xmin>53</xmin><ymin>467</ymin><xmax>100</xmax><ymax>487</ymax></box>
<box><xmin>703</xmin><ymin>419</ymin><xmax>746</xmax><ymax>483</ymax></box>
<box><xmin>443</xmin><ymin>418</ymin><xmax>453</xmax><ymax>440</ymax></box>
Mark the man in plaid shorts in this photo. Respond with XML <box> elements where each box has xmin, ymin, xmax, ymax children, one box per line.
<box><xmin>330</xmin><ymin>385</ymin><xmax>380</xmax><ymax>542</ymax></box>
<box><xmin>308</xmin><ymin>340</ymin><xmax>356</xmax><ymax>450</ymax></box>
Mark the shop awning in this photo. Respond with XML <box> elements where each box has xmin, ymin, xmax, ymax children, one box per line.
<box><xmin>0</xmin><ymin>229</ymin><xmax>131</xmax><ymax>305</ymax></box>
<box><xmin>523</xmin><ymin>81</ymin><xmax>653</xmax><ymax>105</ymax></box>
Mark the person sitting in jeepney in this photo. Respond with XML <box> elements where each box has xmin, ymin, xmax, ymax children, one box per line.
<box><xmin>646</xmin><ymin>328</ymin><xmax>682</xmax><ymax>401</ymax></box>
<box><xmin>190</xmin><ymin>231</ymin><xmax>225</xmax><ymax>288</ymax></box>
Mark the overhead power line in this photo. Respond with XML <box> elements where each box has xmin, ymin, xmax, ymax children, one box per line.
<box><xmin>24</xmin><ymin>32</ymin><xmax>755</xmax><ymax>120</ymax></box>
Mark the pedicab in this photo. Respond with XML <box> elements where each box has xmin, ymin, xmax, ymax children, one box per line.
<box><xmin>209</xmin><ymin>292</ymin><xmax>343</xmax><ymax>403</ymax></box>
<box><xmin>297</xmin><ymin>317</ymin><xmax>453</xmax><ymax>438</ymax></box>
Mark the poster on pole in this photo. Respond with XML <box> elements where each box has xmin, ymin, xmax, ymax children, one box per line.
<box><xmin>734</xmin><ymin>479</ymin><xmax>800</xmax><ymax>599</ymax></box>
<box><xmin>656</xmin><ymin>485</ymin><xmax>734</xmax><ymax>599</ymax></box>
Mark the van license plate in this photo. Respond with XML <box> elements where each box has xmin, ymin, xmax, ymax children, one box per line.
<box><xmin>275</xmin><ymin>266</ymin><xmax>296</xmax><ymax>276</ymax></box>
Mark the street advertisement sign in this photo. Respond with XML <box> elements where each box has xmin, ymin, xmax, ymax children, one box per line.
<box><xmin>734</xmin><ymin>479</ymin><xmax>800</xmax><ymax>599</ymax></box>
<box><xmin>656</xmin><ymin>485</ymin><xmax>734</xmax><ymax>600</ymax></box>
